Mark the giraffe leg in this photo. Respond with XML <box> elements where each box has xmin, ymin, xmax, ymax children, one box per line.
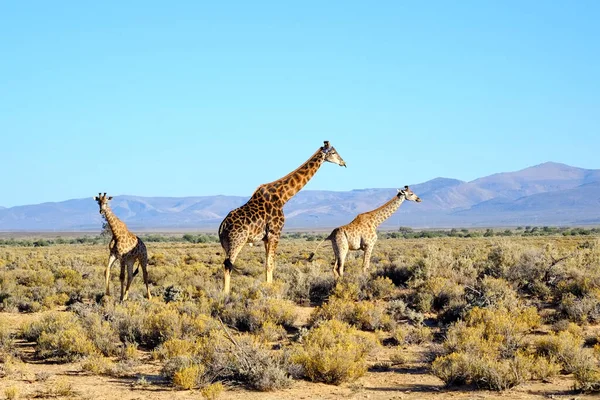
<box><xmin>223</xmin><ymin>244</ymin><xmax>243</xmax><ymax>295</ymax></box>
<box><xmin>362</xmin><ymin>243</ymin><xmax>374</xmax><ymax>273</ymax></box>
<box><xmin>264</xmin><ymin>236</ymin><xmax>280</xmax><ymax>284</ymax></box>
<box><xmin>141</xmin><ymin>260</ymin><xmax>151</xmax><ymax>299</ymax></box>
<box><xmin>105</xmin><ymin>254</ymin><xmax>117</xmax><ymax>296</ymax></box>
<box><xmin>331</xmin><ymin>239</ymin><xmax>341</xmax><ymax>279</ymax></box>
<box><xmin>119</xmin><ymin>263</ymin><xmax>126</xmax><ymax>302</ymax></box>
<box><xmin>122</xmin><ymin>260</ymin><xmax>135</xmax><ymax>302</ymax></box>
<box><xmin>337</xmin><ymin>241</ymin><xmax>349</xmax><ymax>278</ymax></box>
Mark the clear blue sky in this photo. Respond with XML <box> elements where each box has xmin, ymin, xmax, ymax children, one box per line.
<box><xmin>1</xmin><ymin>1</ymin><xmax>598</xmax><ymax>207</ymax></box>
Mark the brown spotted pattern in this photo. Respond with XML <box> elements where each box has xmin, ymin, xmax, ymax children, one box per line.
<box><xmin>311</xmin><ymin>186</ymin><xmax>421</xmax><ymax>278</ymax></box>
<box><xmin>94</xmin><ymin>193</ymin><xmax>151</xmax><ymax>301</ymax></box>
<box><xmin>218</xmin><ymin>141</ymin><xmax>346</xmax><ymax>294</ymax></box>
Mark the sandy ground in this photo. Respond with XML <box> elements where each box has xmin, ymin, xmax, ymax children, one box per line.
<box><xmin>1</xmin><ymin>308</ymin><xmax>597</xmax><ymax>400</ymax></box>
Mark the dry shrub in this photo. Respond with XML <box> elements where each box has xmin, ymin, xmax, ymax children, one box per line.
<box><xmin>0</xmin><ymin>316</ymin><xmax>14</xmax><ymax>357</ymax></box>
<box><xmin>484</xmin><ymin>241</ymin><xmax>521</xmax><ymax>279</ymax></box>
<box><xmin>174</xmin><ymin>364</ymin><xmax>205</xmax><ymax>390</ymax></box>
<box><xmin>220</xmin><ymin>284</ymin><xmax>297</xmax><ymax>333</ymax></box>
<box><xmin>386</xmin><ymin>299</ymin><xmax>424</xmax><ymax>325</ymax></box>
<box><xmin>573</xmin><ymin>363</ymin><xmax>600</xmax><ymax>393</ymax></box>
<box><xmin>258</xmin><ymin>321</ymin><xmax>287</xmax><ymax>342</ymax></box>
<box><xmin>309</xmin><ymin>297</ymin><xmax>393</xmax><ymax>331</ymax></box>
<box><xmin>72</xmin><ymin>305</ymin><xmax>121</xmax><ymax>356</ymax></box>
<box><xmin>21</xmin><ymin>312</ymin><xmax>97</xmax><ymax>361</ymax></box>
<box><xmin>389</xmin><ymin>349</ymin><xmax>409</xmax><ymax>366</ymax></box>
<box><xmin>162</xmin><ymin>331</ymin><xmax>291</xmax><ymax>391</ymax></box>
<box><xmin>365</xmin><ymin>276</ymin><xmax>396</xmax><ymax>300</ymax></box>
<box><xmin>559</xmin><ymin>292</ymin><xmax>600</xmax><ymax>323</ymax></box>
<box><xmin>432</xmin><ymin>306</ymin><xmax>540</xmax><ymax>390</ymax></box>
<box><xmin>530</xmin><ymin>356</ymin><xmax>561</xmax><ymax>382</ymax></box>
<box><xmin>291</xmin><ymin>320</ymin><xmax>378</xmax><ymax>385</ymax></box>
<box><xmin>201</xmin><ymin>382</ymin><xmax>224</xmax><ymax>400</ymax></box>
<box><xmin>4</xmin><ymin>386</ymin><xmax>19</xmax><ymax>400</ymax></box>
<box><xmin>154</xmin><ymin>338</ymin><xmax>199</xmax><ymax>361</ymax></box>
<box><xmin>393</xmin><ymin>325</ymin><xmax>433</xmax><ymax>345</ymax></box>
<box><xmin>432</xmin><ymin>351</ymin><xmax>532</xmax><ymax>390</ymax></box>
<box><xmin>81</xmin><ymin>354</ymin><xmax>116</xmax><ymax>375</ymax></box>
<box><xmin>142</xmin><ymin>305</ymin><xmax>183</xmax><ymax>348</ymax></box>
<box><xmin>535</xmin><ymin>330</ymin><xmax>595</xmax><ymax>374</ymax></box>
<box><xmin>468</xmin><ymin>276</ymin><xmax>520</xmax><ymax>310</ymax></box>
<box><xmin>46</xmin><ymin>377</ymin><xmax>75</xmax><ymax>397</ymax></box>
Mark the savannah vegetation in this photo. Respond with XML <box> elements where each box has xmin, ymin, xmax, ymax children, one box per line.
<box><xmin>1</xmin><ymin>228</ymin><xmax>600</xmax><ymax>398</ymax></box>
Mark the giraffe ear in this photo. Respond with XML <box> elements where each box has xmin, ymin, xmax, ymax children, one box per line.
<box><xmin>93</xmin><ymin>196</ymin><xmax>98</xmax><ymax>201</ymax></box>
<box><xmin>108</xmin><ymin>196</ymin><xmax>113</xmax><ymax>200</ymax></box>
<box><xmin>404</xmin><ymin>185</ymin><xmax>409</xmax><ymax>190</ymax></box>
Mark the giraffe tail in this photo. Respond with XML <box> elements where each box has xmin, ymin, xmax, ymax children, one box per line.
<box><xmin>133</xmin><ymin>266</ymin><xmax>139</xmax><ymax>277</ymax></box>
<box><xmin>307</xmin><ymin>232</ymin><xmax>333</xmax><ymax>261</ymax></box>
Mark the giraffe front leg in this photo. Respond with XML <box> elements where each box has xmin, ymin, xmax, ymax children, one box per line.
<box><xmin>119</xmin><ymin>263</ymin><xmax>126</xmax><ymax>302</ymax></box>
<box><xmin>362</xmin><ymin>244</ymin><xmax>374</xmax><ymax>273</ymax></box>
<box><xmin>122</xmin><ymin>261</ymin><xmax>135</xmax><ymax>301</ymax></box>
<box><xmin>105</xmin><ymin>254</ymin><xmax>117</xmax><ymax>296</ymax></box>
<box><xmin>264</xmin><ymin>237</ymin><xmax>280</xmax><ymax>284</ymax></box>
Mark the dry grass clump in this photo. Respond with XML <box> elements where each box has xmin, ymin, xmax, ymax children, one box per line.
<box><xmin>21</xmin><ymin>312</ymin><xmax>97</xmax><ymax>361</ymax></box>
<box><xmin>161</xmin><ymin>330</ymin><xmax>292</xmax><ymax>391</ymax></box>
<box><xmin>392</xmin><ymin>325</ymin><xmax>433</xmax><ymax>345</ymax></box>
<box><xmin>219</xmin><ymin>282</ymin><xmax>297</xmax><ymax>333</ymax></box>
<box><xmin>537</xmin><ymin>323</ymin><xmax>600</xmax><ymax>392</ymax></box>
<box><xmin>291</xmin><ymin>320</ymin><xmax>379</xmax><ymax>385</ymax></box>
<box><xmin>81</xmin><ymin>354</ymin><xmax>117</xmax><ymax>375</ymax></box>
<box><xmin>432</xmin><ymin>306</ymin><xmax>541</xmax><ymax>390</ymax></box>
<box><xmin>0</xmin><ymin>316</ymin><xmax>15</xmax><ymax>358</ymax></box>
<box><xmin>308</xmin><ymin>280</ymin><xmax>394</xmax><ymax>331</ymax></box>
<box><xmin>4</xmin><ymin>386</ymin><xmax>19</xmax><ymax>400</ymax></box>
<box><xmin>200</xmin><ymin>382</ymin><xmax>225</xmax><ymax>400</ymax></box>
<box><xmin>535</xmin><ymin>329</ymin><xmax>594</xmax><ymax>374</ymax></box>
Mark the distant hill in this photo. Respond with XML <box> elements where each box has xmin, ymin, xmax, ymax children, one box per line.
<box><xmin>1</xmin><ymin>162</ymin><xmax>599</xmax><ymax>231</ymax></box>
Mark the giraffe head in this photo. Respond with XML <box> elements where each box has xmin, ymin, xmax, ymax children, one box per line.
<box><xmin>93</xmin><ymin>192</ymin><xmax>113</xmax><ymax>215</ymax></box>
<box><xmin>398</xmin><ymin>186</ymin><xmax>422</xmax><ymax>202</ymax></box>
<box><xmin>320</xmin><ymin>141</ymin><xmax>346</xmax><ymax>167</ymax></box>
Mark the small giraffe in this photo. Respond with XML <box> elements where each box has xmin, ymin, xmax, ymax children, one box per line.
<box><xmin>94</xmin><ymin>193</ymin><xmax>151</xmax><ymax>301</ymax></box>
<box><xmin>309</xmin><ymin>186</ymin><xmax>421</xmax><ymax>278</ymax></box>
<box><xmin>219</xmin><ymin>141</ymin><xmax>347</xmax><ymax>294</ymax></box>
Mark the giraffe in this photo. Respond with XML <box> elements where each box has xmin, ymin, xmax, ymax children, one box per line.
<box><xmin>218</xmin><ymin>141</ymin><xmax>347</xmax><ymax>294</ymax></box>
<box><xmin>309</xmin><ymin>186</ymin><xmax>421</xmax><ymax>278</ymax></box>
<box><xmin>93</xmin><ymin>193</ymin><xmax>151</xmax><ymax>301</ymax></box>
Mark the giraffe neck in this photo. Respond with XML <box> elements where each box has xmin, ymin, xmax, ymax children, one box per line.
<box><xmin>103</xmin><ymin>206</ymin><xmax>130</xmax><ymax>240</ymax></box>
<box><xmin>264</xmin><ymin>148</ymin><xmax>324</xmax><ymax>204</ymax></box>
<box><xmin>368</xmin><ymin>194</ymin><xmax>406</xmax><ymax>227</ymax></box>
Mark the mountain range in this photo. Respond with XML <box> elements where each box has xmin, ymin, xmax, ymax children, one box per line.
<box><xmin>1</xmin><ymin>162</ymin><xmax>599</xmax><ymax>231</ymax></box>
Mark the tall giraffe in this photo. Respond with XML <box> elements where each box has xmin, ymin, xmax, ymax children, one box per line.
<box><xmin>309</xmin><ymin>186</ymin><xmax>421</xmax><ymax>278</ymax></box>
<box><xmin>218</xmin><ymin>141</ymin><xmax>347</xmax><ymax>294</ymax></box>
<box><xmin>94</xmin><ymin>193</ymin><xmax>151</xmax><ymax>301</ymax></box>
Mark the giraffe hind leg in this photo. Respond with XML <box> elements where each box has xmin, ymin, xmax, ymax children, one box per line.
<box><xmin>141</xmin><ymin>260</ymin><xmax>151</xmax><ymax>299</ymax></box>
<box><xmin>223</xmin><ymin>239</ymin><xmax>245</xmax><ymax>295</ymax></box>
